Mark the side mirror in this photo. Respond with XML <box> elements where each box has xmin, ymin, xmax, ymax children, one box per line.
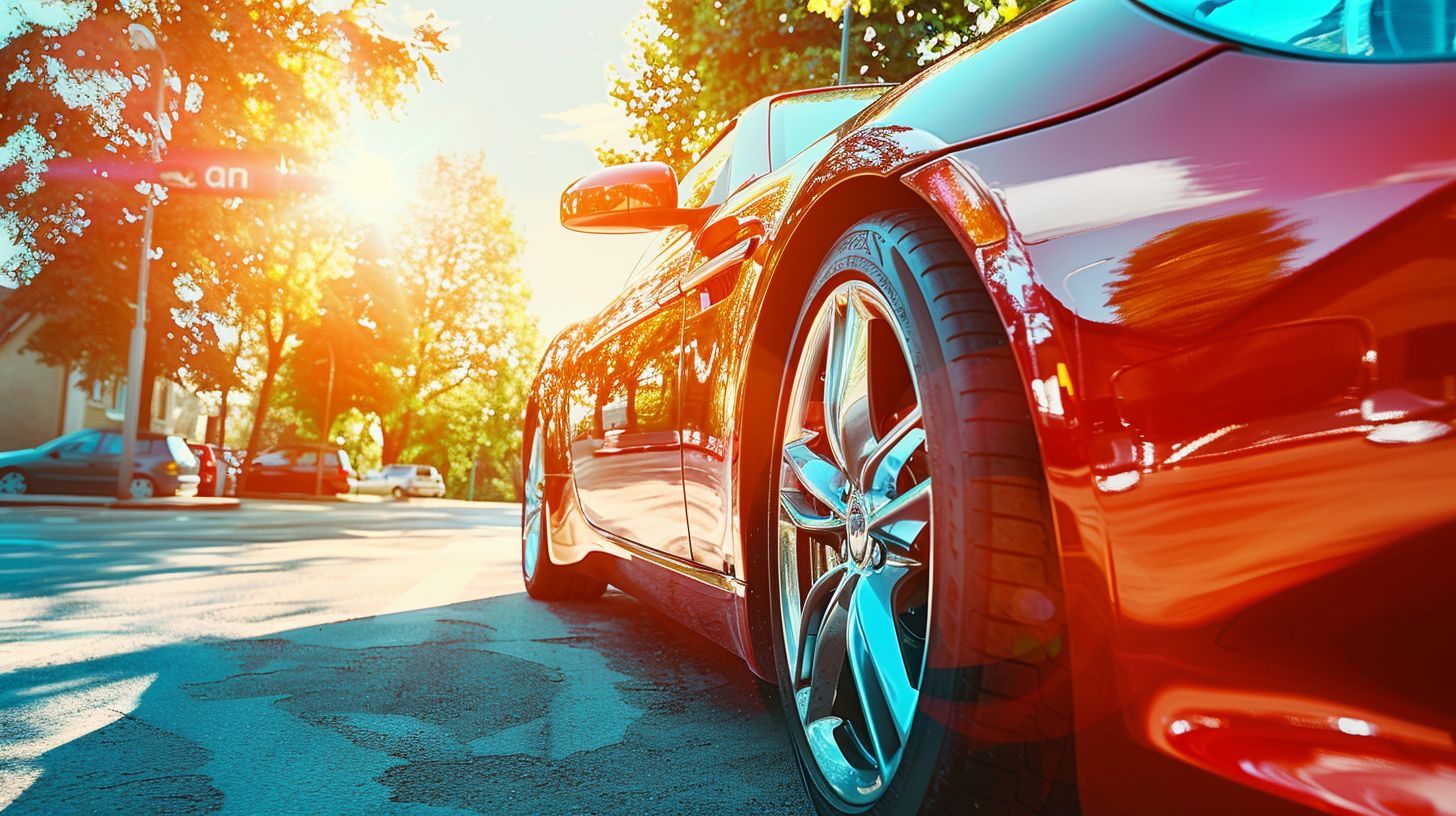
<box><xmin>560</xmin><ymin>161</ymin><xmax>709</xmax><ymax>234</ymax></box>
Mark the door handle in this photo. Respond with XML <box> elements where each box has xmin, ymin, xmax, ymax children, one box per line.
<box><xmin>681</xmin><ymin>237</ymin><xmax>757</xmax><ymax>294</ymax></box>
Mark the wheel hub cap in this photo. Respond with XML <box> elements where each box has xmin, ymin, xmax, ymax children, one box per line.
<box><xmin>846</xmin><ymin>494</ymin><xmax>869</xmax><ymax>566</ymax></box>
<box><xmin>776</xmin><ymin>281</ymin><xmax>933</xmax><ymax>807</ymax></box>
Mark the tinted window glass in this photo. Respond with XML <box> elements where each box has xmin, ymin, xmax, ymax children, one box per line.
<box><xmin>98</xmin><ymin>433</ymin><xmax>123</xmax><ymax>456</ymax></box>
<box><xmin>678</xmin><ymin>124</ymin><xmax>737</xmax><ymax>209</ymax></box>
<box><xmin>1143</xmin><ymin>0</ymin><xmax>1456</xmax><ymax>60</ymax></box>
<box><xmin>58</xmin><ymin>431</ymin><xmax>101</xmax><ymax>455</ymax></box>
<box><xmin>769</xmin><ymin>86</ymin><xmax>891</xmax><ymax>167</ymax></box>
<box><xmin>416</xmin><ymin>466</ymin><xmax>433</xmax><ymax>477</ymax></box>
<box><xmin>255</xmin><ymin>450</ymin><xmax>292</xmax><ymax>466</ymax></box>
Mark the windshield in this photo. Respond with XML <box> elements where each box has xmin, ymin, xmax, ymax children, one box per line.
<box><xmin>678</xmin><ymin>123</ymin><xmax>737</xmax><ymax>209</ymax></box>
<box><xmin>38</xmin><ymin>429</ymin><xmax>98</xmax><ymax>452</ymax></box>
<box><xmin>769</xmin><ymin>86</ymin><xmax>891</xmax><ymax>167</ymax></box>
<box><xmin>1142</xmin><ymin>0</ymin><xmax>1456</xmax><ymax>60</ymax></box>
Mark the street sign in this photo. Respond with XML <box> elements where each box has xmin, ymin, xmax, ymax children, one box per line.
<box><xmin>18</xmin><ymin>150</ymin><xmax>313</xmax><ymax>197</ymax></box>
<box><xmin>157</xmin><ymin>149</ymin><xmax>284</xmax><ymax>197</ymax></box>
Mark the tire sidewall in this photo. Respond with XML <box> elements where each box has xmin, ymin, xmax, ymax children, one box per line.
<box><xmin>767</xmin><ymin>219</ymin><xmax>969</xmax><ymax>816</ymax></box>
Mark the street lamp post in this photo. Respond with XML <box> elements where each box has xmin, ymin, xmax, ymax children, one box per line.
<box><xmin>313</xmin><ymin>339</ymin><xmax>336</xmax><ymax>495</ymax></box>
<box><xmin>117</xmin><ymin>23</ymin><xmax>168</xmax><ymax>500</ymax></box>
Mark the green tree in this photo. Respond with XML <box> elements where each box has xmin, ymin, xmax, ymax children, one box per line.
<box><xmin>1</xmin><ymin>1</ymin><xmax>447</xmax><ymax>424</ymax></box>
<box><xmin>602</xmin><ymin>0</ymin><xmax>1045</xmax><ymax>173</ymax></box>
<box><xmin>374</xmin><ymin>153</ymin><xmax>539</xmax><ymax>496</ymax></box>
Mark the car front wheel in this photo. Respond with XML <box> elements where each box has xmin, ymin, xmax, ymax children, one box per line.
<box><xmin>0</xmin><ymin>469</ymin><xmax>29</xmax><ymax>495</ymax></box>
<box><xmin>770</xmin><ymin>210</ymin><xmax>1077</xmax><ymax>815</ymax></box>
<box><xmin>521</xmin><ymin>424</ymin><xmax>606</xmax><ymax>602</ymax></box>
<box><xmin>128</xmin><ymin>476</ymin><xmax>156</xmax><ymax>500</ymax></box>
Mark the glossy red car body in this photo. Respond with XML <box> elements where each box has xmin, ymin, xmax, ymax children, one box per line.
<box><xmin>527</xmin><ymin>1</ymin><xmax>1456</xmax><ymax>813</ymax></box>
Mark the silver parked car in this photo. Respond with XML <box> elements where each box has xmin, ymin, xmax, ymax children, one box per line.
<box><xmin>354</xmin><ymin>463</ymin><xmax>446</xmax><ymax>499</ymax></box>
<box><xmin>0</xmin><ymin>428</ymin><xmax>200</xmax><ymax>499</ymax></box>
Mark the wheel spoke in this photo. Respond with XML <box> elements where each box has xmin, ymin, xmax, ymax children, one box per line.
<box><xmin>793</xmin><ymin>563</ymin><xmax>850</xmax><ymax>686</ymax></box>
<box><xmin>869</xmin><ymin>478</ymin><xmax>931</xmax><ymax>552</ymax></box>
<box><xmin>783</xmin><ymin>435</ymin><xmax>848</xmax><ymax>518</ymax></box>
<box><xmin>802</xmin><ymin>569</ymin><xmax>859</xmax><ymax>723</ymax></box>
<box><xmin>847</xmin><ymin>568</ymin><xmax>920</xmax><ymax>760</ymax></box>
<box><xmin>779</xmin><ymin>490</ymin><xmax>843</xmax><ymax>532</ymax></box>
<box><xmin>860</xmin><ymin>406</ymin><xmax>923</xmax><ymax>493</ymax></box>
<box><xmin>823</xmin><ymin>287</ymin><xmax>876</xmax><ymax>482</ymax></box>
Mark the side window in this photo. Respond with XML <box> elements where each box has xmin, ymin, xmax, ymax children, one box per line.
<box><xmin>58</xmin><ymin>431</ymin><xmax>100</xmax><ymax>455</ymax></box>
<box><xmin>97</xmin><ymin>433</ymin><xmax>123</xmax><ymax>456</ymax></box>
<box><xmin>677</xmin><ymin>123</ymin><xmax>738</xmax><ymax>209</ymax></box>
<box><xmin>297</xmin><ymin>451</ymin><xmax>319</xmax><ymax>468</ymax></box>
<box><xmin>255</xmin><ymin>450</ymin><xmax>292</xmax><ymax>467</ymax></box>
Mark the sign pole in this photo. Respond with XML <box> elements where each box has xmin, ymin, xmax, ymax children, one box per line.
<box><xmin>117</xmin><ymin>25</ymin><xmax>167</xmax><ymax>500</ymax></box>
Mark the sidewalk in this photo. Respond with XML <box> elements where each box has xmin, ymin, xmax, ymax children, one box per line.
<box><xmin>0</xmin><ymin>495</ymin><xmax>241</xmax><ymax>511</ymax></box>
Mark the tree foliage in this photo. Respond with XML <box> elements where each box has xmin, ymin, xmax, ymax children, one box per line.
<box><xmin>267</xmin><ymin>154</ymin><xmax>538</xmax><ymax>500</ymax></box>
<box><xmin>375</xmin><ymin>153</ymin><xmax>538</xmax><ymax>484</ymax></box>
<box><xmin>602</xmin><ymin>0</ymin><xmax>1045</xmax><ymax>174</ymax></box>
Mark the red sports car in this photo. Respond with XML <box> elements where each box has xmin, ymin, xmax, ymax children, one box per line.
<box><xmin>522</xmin><ymin>1</ymin><xmax>1456</xmax><ymax>814</ymax></box>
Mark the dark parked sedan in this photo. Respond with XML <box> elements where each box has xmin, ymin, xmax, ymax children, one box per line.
<box><xmin>243</xmin><ymin>444</ymin><xmax>354</xmax><ymax>496</ymax></box>
<box><xmin>0</xmin><ymin>428</ymin><xmax>200</xmax><ymax>499</ymax></box>
<box><xmin>523</xmin><ymin>2</ymin><xmax>1456</xmax><ymax>815</ymax></box>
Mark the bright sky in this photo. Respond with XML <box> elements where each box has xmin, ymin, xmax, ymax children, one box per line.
<box><xmin>353</xmin><ymin>1</ymin><xmax>655</xmax><ymax>339</ymax></box>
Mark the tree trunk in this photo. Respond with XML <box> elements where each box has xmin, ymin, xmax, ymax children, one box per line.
<box><xmin>238</xmin><ymin>341</ymin><xmax>283</xmax><ymax>493</ymax></box>
<box><xmin>217</xmin><ymin>384</ymin><xmax>230</xmax><ymax>446</ymax></box>
<box><xmin>381</xmin><ymin>410</ymin><xmax>413</xmax><ymax>466</ymax></box>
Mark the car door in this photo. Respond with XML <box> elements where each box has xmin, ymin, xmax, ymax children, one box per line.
<box><xmin>31</xmin><ymin>429</ymin><xmax>102</xmax><ymax>494</ymax></box>
<box><xmin>248</xmin><ymin>449</ymin><xmax>295</xmax><ymax>493</ymax></box>
<box><xmin>566</xmin><ymin>125</ymin><xmax>740</xmax><ymax>562</ymax></box>
<box><xmin>85</xmin><ymin>431</ymin><xmax>125</xmax><ymax>494</ymax></box>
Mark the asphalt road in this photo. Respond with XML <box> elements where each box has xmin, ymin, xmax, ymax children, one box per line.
<box><xmin>0</xmin><ymin>499</ymin><xmax>809</xmax><ymax>815</ymax></box>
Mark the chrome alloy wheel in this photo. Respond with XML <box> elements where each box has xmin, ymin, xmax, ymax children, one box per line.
<box><xmin>522</xmin><ymin>425</ymin><xmax>546</xmax><ymax>580</ymax></box>
<box><xmin>777</xmin><ymin>280</ymin><xmax>932</xmax><ymax>807</ymax></box>
<box><xmin>0</xmin><ymin>470</ymin><xmax>28</xmax><ymax>495</ymax></box>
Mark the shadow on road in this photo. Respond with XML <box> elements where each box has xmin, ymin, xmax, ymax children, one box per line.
<box><xmin>2</xmin><ymin>589</ymin><xmax>809</xmax><ymax>815</ymax></box>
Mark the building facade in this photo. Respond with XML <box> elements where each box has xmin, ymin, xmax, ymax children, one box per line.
<box><xmin>0</xmin><ymin>299</ymin><xmax>207</xmax><ymax>452</ymax></box>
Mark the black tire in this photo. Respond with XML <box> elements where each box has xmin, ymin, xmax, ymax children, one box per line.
<box><xmin>0</xmin><ymin>468</ymin><xmax>30</xmax><ymax>495</ymax></box>
<box><xmin>391</xmin><ymin>486</ymin><xmax>406</xmax><ymax>499</ymax></box>
<box><xmin>768</xmin><ymin>210</ymin><xmax>1077</xmax><ymax>816</ymax></box>
<box><xmin>521</xmin><ymin>425</ymin><xmax>607</xmax><ymax>602</ymax></box>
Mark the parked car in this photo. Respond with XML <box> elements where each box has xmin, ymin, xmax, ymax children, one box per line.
<box><xmin>0</xmin><ymin>428</ymin><xmax>200</xmax><ymax>499</ymax></box>
<box><xmin>187</xmin><ymin>442</ymin><xmax>231</xmax><ymax>498</ymax></box>
<box><xmin>522</xmin><ymin>3</ymin><xmax>1456</xmax><ymax>815</ymax></box>
<box><xmin>355</xmin><ymin>464</ymin><xmax>446</xmax><ymax>499</ymax></box>
<box><xmin>243</xmin><ymin>444</ymin><xmax>354</xmax><ymax>496</ymax></box>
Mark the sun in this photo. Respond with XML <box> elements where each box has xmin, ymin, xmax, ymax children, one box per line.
<box><xmin>326</xmin><ymin>147</ymin><xmax>407</xmax><ymax>227</ymax></box>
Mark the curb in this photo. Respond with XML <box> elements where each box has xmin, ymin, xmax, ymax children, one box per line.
<box><xmin>0</xmin><ymin>496</ymin><xmax>242</xmax><ymax>511</ymax></box>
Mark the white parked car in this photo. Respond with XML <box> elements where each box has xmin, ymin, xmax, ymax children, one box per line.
<box><xmin>355</xmin><ymin>463</ymin><xmax>446</xmax><ymax>499</ymax></box>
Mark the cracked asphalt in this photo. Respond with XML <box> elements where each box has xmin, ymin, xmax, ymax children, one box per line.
<box><xmin>0</xmin><ymin>499</ymin><xmax>809</xmax><ymax>815</ymax></box>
